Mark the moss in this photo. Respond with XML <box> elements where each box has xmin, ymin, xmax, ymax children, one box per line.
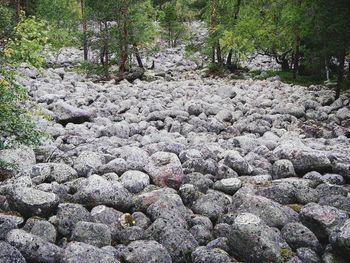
<box><xmin>280</xmin><ymin>248</ymin><xmax>294</xmax><ymax>260</ymax></box>
<box><xmin>120</xmin><ymin>213</ymin><xmax>136</xmax><ymax>227</ymax></box>
<box><xmin>287</xmin><ymin>204</ymin><xmax>304</xmax><ymax>213</ymax></box>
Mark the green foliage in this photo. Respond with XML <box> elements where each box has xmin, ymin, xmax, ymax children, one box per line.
<box><xmin>0</xmin><ymin>68</ymin><xmax>43</xmax><ymax>150</ymax></box>
<box><xmin>36</xmin><ymin>0</ymin><xmax>80</xmax><ymax>49</ymax></box>
<box><xmin>159</xmin><ymin>1</ymin><xmax>186</xmax><ymax>47</ymax></box>
<box><xmin>5</xmin><ymin>15</ymin><xmax>49</xmax><ymax>68</ymax></box>
<box><xmin>0</xmin><ymin>4</ymin><xmax>15</xmax><ymax>43</ymax></box>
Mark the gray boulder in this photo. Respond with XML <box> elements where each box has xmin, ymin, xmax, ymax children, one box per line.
<box><xmin>74</xmin><ymin>151</ymin><xmax>103</xmax><ymax>176</ymax></box>
<box><xmin>56</xmin><ymin>203</ymin><xmax>93</xmax><ymax>236</ymax></box>
<box><xmin>7</xmin><ymin>187</ymin><xmax>59</xmax><ymax>217</ymax></box>
<box><xmin>299</xmin><ymin>203</ymin><xmax>348</xmax><ymax>242</ymax></box>
<box><xmin>23</xmin><ymin>218</ymin><xmax>57</xmax><ymax>243</ymax></box>
<box><xmin>281</xmin><ymin>222</ymin><xmax>321</xmax><ymax>251</ymax></box>
<box><xmin>329</xmin><ymin>219</ymin><xmax>350</xmax><ymax>257</ymax></box>
<box><xmin>0</xmin><ymin>217</ymin><xmax>17</xmax><ymax>240</ymax></box>
<box><xmin>228</xmin><ymin>213</ymin><xmax>288</xmax><ymax>263</ymax></box>
<box><xmin>6</xmin><ymin>229</ymin><xmax>63</xmax><ymax>263</ymax></box>
<box><xmin>26</xmin><ymin>163</ymin><xmax>78</xmax><ymax>184</ymax></box>
<box><xmin>71</xmin><ymin>221</ymin><xmax>111</xmax><ymax>247</ymax></box>
<box><xmin>120</xmin><ymin>171</ymin><xmax>150</xmax><ymax>193</ymax></box>
<box><xmin>53</xmin><ymin>101</ymin><xmax>91</xmax><ymax>126</ymax></box>
<box><xmin>223</xmin><ymin>150</ymin><xmax>253</xmax><ymax>175</ymax></box>
<box><xmin>213</xmin><ymin>178</ymin><xmax>242</xmax><ymax>195</ymax></box>
<box><xmin>73</xmin><ymin>174</ymin><xmax>132</xmax><ymax>211</ymax></box>
<box><xmin>61</xmin><ymin>242</ymin><xmax>119</xmax><ymax>263</ymax></box>
<box><xmin>191</xmin><ymin>246</ymin><xmax>232</xmax><ymax>263</ymax></box>
<box><xmin>0</xmin><ymin>146</ymin><xmax>36</xmax><ymax>172</ymax></box>
<box><xmin>0</xmin><ymin>241</ymin><xmax>26</xmax><ymax>263</ymax></box>
<box><xmin>272</xmin><ymin>159</ymin><xmax>296</xmax><ymax>179</ymax></box>
<box><xmin>145</xmin><ymin>152</ymin><xmax>184</xmax><ymax>189</ymax></box>
<box><xmin>192</xmin><ymin>190</ymin><xmax>231</xmax><ymax>221</ymax></box>
<box><xmin>121</xmin><ymin>240</ymin><xmax>171</xmax><ymax>263</ymax></box>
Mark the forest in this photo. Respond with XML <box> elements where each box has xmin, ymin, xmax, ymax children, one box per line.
<box><xmin>1</xmin><ymin>1</ymin><xmax>350</xmax><ymax>263</ymax></box>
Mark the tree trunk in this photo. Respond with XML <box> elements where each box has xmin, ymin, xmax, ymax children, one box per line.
<box><xmin>325</xmin><ymin>57</ymin><xmax>330</xmax><ymax>82</ymax></box>
<box><xmin>118</xmin><ymin>7</ymin><xmax>129</xmax><ymax>81</ymax></box>
<box><xmin>210</xmin><ymin>0</ymin><xmax>218</xmax><ymax>65</ymax></box>
<box><xmin>81</xmin><ymin>0</ymin><xmax>88</xmax><ymax>61</ymax></box>
<box><xmin>15</xmin><ymin>0</ymin><xmax>21</xmax><ymax>24</ymax></box>
<box><xmin>133</xmin><ymin>45</ymin><xmax>144</xmax><ymax>68</ymax></box>
<box><xmin>227</xmin><ymin>49</ymin><xmax>233</xmax><ymax>66</ymax></box>
<box><xmin>216</xmin><ymin>41</ymin><xmax>223</xmax><ymax>67</ymax></box>
<box><xmin>212</xmin><ymin>46</ymin><xmax>216</xmax><ymax>64</ymax></box>
<box><xmin>335</xmin><ymin>50</ymin><xmax>346</xmax><ymax>99</ymax></box>
<box><xmin>293</xmin><ymin>31</ymin><xmax>300</xmax><ymax>79</ymax></box>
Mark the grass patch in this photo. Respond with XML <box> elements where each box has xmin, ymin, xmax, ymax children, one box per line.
<box><xmin>255</xmin><ymin>70</ymin><xmax>326</xmax><ymax>86</ymax></box>
<box><xmin>287</xmin><ymin>204</ymin><xmax>304</xmax><ymax>213</ymax></box>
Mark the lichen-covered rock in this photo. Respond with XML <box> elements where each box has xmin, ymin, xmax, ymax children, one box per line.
<box><xmin>61</xmin><ymin>242</ymin><xmax>119</xmax><ymax>263</ymax></box>
<box><xmin>145</xmin><ymin>152</ymin><xmax>184</xmax><ymax>189</ymax></box>
<box><xmin>56</xmin><ymin>203</ymin><xmax>93</xmax><ymax>236</ymax></box>
<box><xmin>228</xmin><ymin>213</ymin><xmax>287</xmax><ymax>263</ymax></box>
<box><xmin>213</xmin><ymin>178</ymin><xmax>242</xmax><ymax>195</ymax></box>
<box><xmin>6</xmin><ymin>229</ymin><xmax>63</xmax><ymax>263</ymax></box>
<box><xmin>329</xmin><ymin>219</ymin><xmax>350</xmax><ymax>257</ymax></box>
<box><xmin>71</xmin><ymin>221</ymin><xmax>111</xmax><ymax>247</ymax></box>
<box><xmin>121</xmin><ymin>240</ymin><xmax>171</xmax><ymax>263</ymax></box>
<box><xmin>192</xmin><ymin>190</ymin><xmax>231</xmax><ymax>221</ymax></box>
<box><xmin>0</xmin><ymin>217</ymin><xmax>17</xmax><ymax>240</ymax></box>
<box><xmin>26</xmin><ymin>163</ymin><xmax>78</xmax><ymax>184</ymax></box>
<box><xmin>73</xmin><ymin>174</ymin><xmax>132</xmax><ymax>211</ymax></box>
<box><xmin>299</xmin><ymin>203</ymin><xmax>348</xmax><ymax>242</ymax></box>
<box><xmin>281</xmin><ymin>222</ymin><xmax>321</xmax><ymax>251</ymax></box>
<box><xmin>120</xmin><ymin>170</ymin><xmax>150</xmax><ymax>193</ymax></box>
<box><xmin>73</xmin><ymin>151</ymin><xmax>103</xmax><ymax>176</ymax></box>
<box><xmin>23</xmin><ymin>218</ymin><xmax>57</xmax><ymax>243</ymax></box>
<box><xmin>272</xmin><ymin>159</ymin><xmax>296</xmax><ymax>179</ymax></box>
<box><xmin>7</xmin><ymin>187</ymin><xmax>59</xmax><ymax>217</ymax></box>
<box><xmin>191</xmin><ymin>246</ymin><xmax>232</xmax><ymax>263</ymax></box>
<box><xmin>223</xmin><ymin>150</ymin><xmax>253</xmax><ymax>175</ymax></box>
<box><xmin>0</xmin><ymin>146</ymin><xmax>36</xmax><ymax>172</ymax></box>
<box><xmin>0</xmin><ymin>241</ymin><xmax>26</xmax><ymax>263</ymax></box>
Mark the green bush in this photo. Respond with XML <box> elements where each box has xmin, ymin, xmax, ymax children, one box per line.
<box><xmin>0</xmin><ymin>69</ymin><xmax>43</xmax><ymax>151</ymax></box>
<box><xmin>5</xmin><ymin>15</ymin><xmax>49</xmax><ymax>68</ymax></box>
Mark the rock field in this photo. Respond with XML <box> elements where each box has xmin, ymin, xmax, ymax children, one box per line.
<box><xmin>1</xmin><ymin>37</ymin><xmax>350</xmax><ymax>263</ymax></box>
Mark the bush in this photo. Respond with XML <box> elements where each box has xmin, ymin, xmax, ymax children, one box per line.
<box><xmin>0</xmin><ymin>69</ymin><xmax>43</xmax><ymax>150</ymax></box>
<box><xmin>5</xmin><ymin>15</ymin><xmax>49</xmax><ymax>68</ymax></box>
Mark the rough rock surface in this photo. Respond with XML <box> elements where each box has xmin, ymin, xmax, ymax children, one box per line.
<box><xmin>1</xmin><ymin>21</ymin><xmax>350</xmax><ymax>262</ymax></box>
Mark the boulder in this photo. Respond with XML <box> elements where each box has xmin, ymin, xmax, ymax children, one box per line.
<box><xmin>145</xmin><ymin>152</ymin><xmax>184</xmax><ymax>189</ymax></box>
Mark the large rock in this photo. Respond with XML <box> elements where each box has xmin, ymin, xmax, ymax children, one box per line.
<box><xmin>0</xmin><ymin>217</ymin><xmax>17</xmax><ymax>240</ymax></box>
<box><xmin>73</xmin><ymin>151</ymin><xmax>103</xmax><ymax>176</ymax></box>
<box><xmin>6</xmin><ymin>229</ymin><xmax>63</xmax><ymax>263</ymax></box>
<box><xmin>191</xmin><ymin>246</ymin><xmax>232</xmax><ymax>263</ymax></box>
<box><xmin>0</xmin><ymin>241</ymin><xmax>26</xmax><ymax>263</ymax></box>
<box><xmin>145</xmin><ymin>152</ymin><xmax>184</xmax><ymax>189</ymax></box>
<box><xmin>121</xmin><ymin>240</ymin><xmax>172</xmax><ymax>263</ymax></box>
<box><xmin>272</xmin><ymin>159</ymin><xmax>296</xmax><ymax>179</ymax></box>
<box><xmin>274</xmin><ymin>145</ymin><xmax>331</xmax><ymax>174</ymax></box>
<box><xmin>299</xmin><ymin>203</ymin><xmax>348</xmax><ymax>242</ymax></box>
<box><xmin>0</xmin><ymin>146</ymin><xmax>36</xmax><ymax>172</ymax></box>
<box><xmin>71</xmin><ymin>221</ymin><xmax>111</xmax><ymax>247</ymax></box>
<box><xmin>228</xmin><ymin>193</ymin><xmax>297</xmax><ymax>228</ymax></box>
<box><xmin>329</xmin><ymin>219</ymin><xmax>350</xmax><ymax>257</ymax></box>
<box><xmin>61</xmin><ymin>242</ymin><xmax>119</xmax><ymax>263</ymax></box>
<box><xmin>192</xmin><ymin>190</ymin><xmax>231</xmax><ymax>221</ymax></box>
<box><xmin>26</xmin><ymin>163</ymin><xmax>78</xmax><ymax>184</ymax></box>
<box><xmin>223</xmin><ymin>150</ymin><xmax>253</xmax><ymax>175</ymax></box>
<box><xmin>56</xmin><ymin>203</ymin><xmax>93</xmax><ymax>236</ymax></box>
<box><xmin>120</xmin><ymin>171</ymin><xmax>150</xmax><ymax>193</ymax></box>
<box><xmin>213</xmin><ymin>178</ymin><xmax>242</xmax><ymax>195</ymax></box>
<box><xmin>53</xmin><ymin>101</ymin><xmax>92</xmax><ymax>126</ymax></box>
<box><xmin>228</xmin><ymin>213</ymin><xmax>288</xmax><ymax>263</ymax></box>
<box><xmin>73</xmin><ymin>174</ymin><xmax>132</xmax><ymax>211</ymax></box>
<box><xmin>281</xmin><ymin>222</ymin><xmax>321</xmax><ymax>251</ymax></box>
<box><xmin>7</xmin><ymin>187</ymin><xmax>59</xmax><ymax>217</ymax></box>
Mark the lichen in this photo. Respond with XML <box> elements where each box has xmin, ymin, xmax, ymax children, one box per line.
<box><xmin>286</xmin><ymin>204</ymin><xmax>304</xmax><ymax>213</ymax></box>
<box><xmin>280</xmin><ymin>248</ymin><xmax>294</xmax><ymax>260</ymax></box>
<box><xmin>120</xmin><ymin>213</ymin><xmax>136</xmax><ymax>227</ymax></box>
